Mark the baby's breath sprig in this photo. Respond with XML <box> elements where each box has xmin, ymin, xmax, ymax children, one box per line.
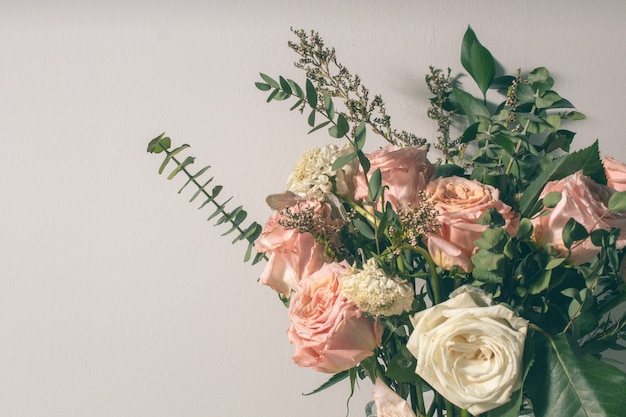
<box><xmin>288</xmin><ymin>28</ymin><xmax>425</xmax><ymax>148</ymax></box>
<box><xmin>397</xmin><ymin>196</ymin><xmax>441</xmax><ymax>247</ymax></box>
<box><xmin>425</xmin><ymin>66</ymin><xmax>464</xmax><ymax>164</ymax></box>
<box><xmin>278</xmin><ymin>205</ymin><xmax>347</xmax><ymax>261</ymax></box>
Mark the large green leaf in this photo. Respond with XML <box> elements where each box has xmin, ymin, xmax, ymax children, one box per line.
<box><xmin>450</xmin><ymin>87</ymin><xmax>491</xmax><ymax>125</ymax></box>
<box><xmin>526</xmin><ymin>331</ymin><xmax>626</xmax><ymax>417</ymax></box>
<box><xmin>519</xmin><ymin>141</ymin><xmax>605</xmax><ymax>217</ymax></box>
<box><xmin>461</xmin><ymin>26</ymin><xmax>496</xmax><ymax>97</ymax></box>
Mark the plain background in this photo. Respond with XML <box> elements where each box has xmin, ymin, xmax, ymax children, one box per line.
<box><xmin>2</xmin><ymin>1</ymin><xmax>626</xmax><ymax>416</ymax></box>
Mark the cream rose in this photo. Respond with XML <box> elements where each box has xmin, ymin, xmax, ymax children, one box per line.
<box><xmin>372</xmin><ymin>378</ymin><xmax>417</xmax><ymax>417</ymax></box>
<box><xmin>406</xmin><ymin>286</ymin><xmax>528</xmax><ymax>416</ymax></box>
<box><xmin>426</xmin><ymin>176</ymin><xmax>519</xmax><ymax>272</ymax></box>
<box><xmin>531</xmin><ymin>171</ymin><xmax>626</xmax><ymax>265</ymax></box>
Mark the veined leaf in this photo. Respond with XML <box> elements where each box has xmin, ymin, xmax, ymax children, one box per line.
<box><xmin>255</xmin><ymin>82</ymin><xmax>271</xmax><ymax>91</ymax></box>
<box><xmin>450</xmin><ymin>87</ymin><xmax>490</xmax><ymax>124</ymax></box>
<box><xmin>167</xmin><ymin>155</ymin><xmax>195</xmax><ymax>180</ymax></box>
<box><xmin>520</xmin><ymin>141</ymin><xmax>605</xmax><ymax>217</ymax></box>
<box><xmin>526</xmin><ymin>331</ymin><xmax>626</xmax><ymax>417</ymax></box>
<box><xmin>461</xmin><ymin>26</ymin><xmax>496</xmax><ymax>97</ymax></box>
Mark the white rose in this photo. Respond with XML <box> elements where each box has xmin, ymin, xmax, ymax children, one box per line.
<box><xmin>406</xmin><ymin>286</ymin><xmax>528</xmax><ymax>416</ymax></box>
<box><xmin>372</xmin><ymin>378</ymin><xmax>416</xmax><ymax>417</ymax></box>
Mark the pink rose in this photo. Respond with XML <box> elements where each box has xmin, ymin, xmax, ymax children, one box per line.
<box><xmin>532</xmin><ymin>171</ymin><xmax>626</xmax><ymax>265</ymax></box>
<box><xmin>426</xmin><ymin>176</ymin><xmax>519</xmax><ymax>272</ymax></box>
<box><xmin>603</xmin><ymin>156</ymin><xmax>626</xmax><ymax>192</ymax></box>
<box><xmin>254</xmin><ymin>200</ymin><xmax>332</xmax><ymax>296</ymax></box>
<box><xmin>353</xmin><ymin>145</ymin><xmax>434</xmax><ymax>209</ymax></box>
<box><xmin>372</xmin><ymin>378</ymin><xmax>417</xmax><ymax>417</ymax></box>
<box><xmin>287</xmin><ymin>262</ymin><xmax>382</xmax><ymax>373</ymax></box>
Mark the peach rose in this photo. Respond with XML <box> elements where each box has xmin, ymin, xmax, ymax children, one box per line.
<box><xmin>372</xmin><ymin>378</ymin><xmax>417</xmax><ymax>417</ymax></box>
<box><xmin>353</xmin><ymin>145</ymin><xmax>434</xmax><ymax>209</ymax></box>
<box><xmin>603</xmin><ymin>156</ymin><xmax>626</xmax><ymax>192</ymax></box>
<box><xmin>426</xmin><ymin>176</ymin><xmax>519</xmax><ymax>272</ymax></box>
<box><xmin>532</xmin><ymin>171</ymin><xmax>626</xmax><ymax>265</ymax></box>
<box><xmin>254</xmin><ymin>200</ymin><xmax>332</xmax><ymax>296</ymax></box>
<box><xmin>287</xmin><ymin>262</ymin><xmax>382</xmax><ymax>373</ymax></box>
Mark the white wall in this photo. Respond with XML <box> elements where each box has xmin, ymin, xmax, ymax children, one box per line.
<box><xmin>2</xmin><ymin>1</ymin><xmax>626</xmax><ymax>416</ymax></box>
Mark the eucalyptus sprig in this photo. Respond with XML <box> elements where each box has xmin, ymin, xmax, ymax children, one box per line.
<box><xmin>146</xmin><ymin>133</ymin><xmax>266</xmax><ymax>264</ymax></box>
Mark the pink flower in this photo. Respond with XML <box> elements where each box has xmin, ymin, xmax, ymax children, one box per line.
<box><xmin>287</xmin><ymin>262</ymin><xmax>382</xmax><ymax>373</ymax></box>
<box><xmin>353</xmin><ymin>145</ymin><xmax>434</xmax><ymax>209</ymax></box>
<box><xmin>254</xmin><ymin>200</ymin><xmax>333</xmax><ymax>296</ymax></box>
<box><xmin>425</xmin><ymin>176</ymin><xmax>519</xmax><ymax>272</ymax></box>
<box><xmin>532</xmin><ymin>171</ymin><xmax>626</xmax><ymax>264</ymax></box>
<box><xmin>603</xmin><ymin>156</ymin><xmax>626</xmax><ymax>192</ymax></box>
<box><xmin>372</xmin><ymin>379</ymin><xmax>417</xmax><ymax>417</ymax></box>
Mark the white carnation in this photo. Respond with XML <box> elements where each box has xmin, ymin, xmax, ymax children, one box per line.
<box><xmin>287</xmin><ymin>143</ymin><xmax>356</xmax><ymax>200</ymax></box>
<box><xmin>340</xmin><ymin>258</ymin><xmax>414</xmax><ymax>316</ymax></box>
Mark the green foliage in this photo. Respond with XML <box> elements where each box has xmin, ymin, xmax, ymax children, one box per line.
<box><xmin>146</xmin><ymin>133</ymin><xmax>265</xmax><ymax>264</ymax></box>
<box><xmin>526</xmin><ymin>330</ymin><xmax>626</xmax><ymax>417</ymax></box>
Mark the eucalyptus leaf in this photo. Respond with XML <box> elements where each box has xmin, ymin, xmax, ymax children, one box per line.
<box><xmin>328</xmin><ymin>114</ymin><xmax>349</xmax><ymax>138</ymax></box>
<box><xmin>259</xmin><ymin>73</ymin><xmax>280</xmax><ymax>88</ymax></box>
<box><xmin>306</xmin><ymin>78</ymin><xmax>318</xmax><ymax>109</ymax></box>
<box><xmin>279</xmin><ymin>76</ymin><xmax>292</xmax><ymax>96</ymax></box>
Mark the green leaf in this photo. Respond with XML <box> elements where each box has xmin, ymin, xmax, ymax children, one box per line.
<box><xmin>305</xmin><ymin>79</ymin><xmax>318</xmax><ymax>109</ymax></box>
<box><xmin>563</xmin><ymin>111</ymin><xmax>586</xmax><ymax>121</ymax></box>
<box><xmin>519</xmin><ymin>141</ymin><xmax>606</xmax><ymax>217</ymax></box>
<box><xmin>368</xmin><ymin>168</ymin><xmax>382</xmax><ymax>201</ymax></box>
<box><xmin>354</xmin><ymin>122</ymin><xmax>366</xmax><ymax>150</ymax></box>
<box><xmin>279</xmin><ymin>76</ymin><xmax>292</xmax><ymax>96</ymax></box>
<box><xmin>562</xmin><ymin>218</ymin><xmax>589</xmax><ymax>249</ymax></box>
<box><xmin>259</xmin><ymin>73</ymin><xmax>279</xmax><ymax>88</ymax></box>
<box><xmin>515</xmin><ymin>83</ymin><xmax>536</xmax><ymax>104</ymax></box>
<box><xmin>308</xmin><ymin>120</ymin><xmax>331</xmax><ymax>135</ymax></box>
<box><xmin>386</xmin><ymin>346</ymin><xmax>418</xmax><ymax>383</ymax></box>
<box><xmin>147</xmin><ymin>133</ymin><xmax>171</xmax><ymax>154</ymax></box>
<box><xmin>302</xmin><ymin>371</ymin><xmax>349</xmax><ymax>396</ymax></box>
<box><xmin>323</xmin><ymin>93</ymin><xmax>335</xmax><ymax>120</ymax></box>
<box><xmin>608</xmin><ymin>191</ymin><xmax>626</xmax><ymax>213</ymax></box>
<box><xmin>353</xmin><ymin>218</ymin><xmax>376</xmax><ymax>240</ymax></box>
<box><xmin>450</xmin><ymin>87</ymin><xmax>491</xmax><ymax>124</ymax></box>
<box><xmin>544</xmin><ymin>130</ymin><xmax>575</xmax><ymax>153</ymax></box>
<box><xmin>542</xmin><ymin>191</ymin><xmax>562</xmax><ymax>208</ymax></box>
<box><xmin>254</xmin><ymin>82</ymin><xmax>271</xmax><ymax>91</ymax></box>
<box><xmin>167</xmin><ymin>155</ymin><xmax>195</xmax><ymax>180</ymax></box>
<box><xmin>328</xmin><ymin>114</ymin><xmax>349</xmax><ymax>138</ymax></box>
<box><xmin>158</xmin><ymin>144</ymin><xmax>189</xmax><ymax>174</ymax></box>
<box><xmin>461</xmin><ymin>26</ymin><xmax>496</xmax><ymax>97</ymax></box>
<box><xmin>526</xmin><ymin>331</ymin><xmax>626</xmax><ymax>417</ymax></box>
<box><xmin>332</xmin><ymin>151</ymin><xmax>357</xmax><ymax>171</ymax></box>
<box><xmin>307</xmin><ymin>108</ymin><xmax>316</xmax><ymax>127</ymax></box>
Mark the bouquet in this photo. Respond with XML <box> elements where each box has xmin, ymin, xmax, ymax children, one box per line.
<box><xmin>147</xmin><ymin>27</ymin><xmax>626</xmax><ymax>417</ymax></box>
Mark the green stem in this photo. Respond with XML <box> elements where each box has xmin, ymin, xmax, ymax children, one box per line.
<box><xmin>460</xmin><ymin>409</ymin><xmax>472</xmax><ymax>417</ymax></box>
<box><xmin>405</xmin><ymin>245</ymin><xmax>443</xmax><ymax>304</ymax></box>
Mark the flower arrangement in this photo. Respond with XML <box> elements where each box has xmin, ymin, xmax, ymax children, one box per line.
<box><xmin>147</xmin><ymin>27</ymin><xmax>626</xmax><ymax>417</ymax></box>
